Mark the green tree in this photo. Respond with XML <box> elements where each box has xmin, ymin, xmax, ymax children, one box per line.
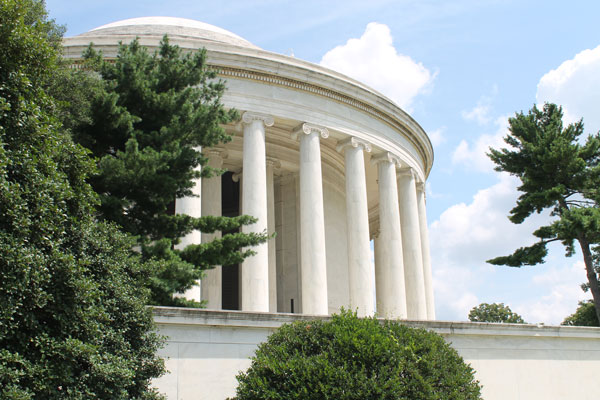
<box><xmin>487</xmin><ymin>103</ymin><xmax>600</xmax><ymax>324</ymax></box>
<box><xmin>562</xmin><ymin>300</ymin><xmax>599</xmax><ymax>327</ymax></box>
<box><xmin>468</xmin><ymin>303</ymin><xmax>526</xmax><ymax>323</ymax></box>
<box><xmin>62</xmin><ymin>37</ymin><xmax>269</xmax><ymax>306</ymax></box>
<box><xmin>233</xmin><ymin>310</ymin><xmax>482</xmax><ymax>400</ymax></box>
<box><xmin>0</xmin><ymin>1</ymin><xmax>164</xmax><ymax>397</ymax></box>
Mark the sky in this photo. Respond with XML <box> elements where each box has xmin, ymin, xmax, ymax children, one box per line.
<box><xmin>45</xmin><ymin>0</ymin><xmax>600</xmax><ymax>324</ymax></box>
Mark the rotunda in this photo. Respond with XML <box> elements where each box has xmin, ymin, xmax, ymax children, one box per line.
<box><xmin>62</xmin><ymin>17</ymin><xmax>435</xmax><ymax>320</ymax></box>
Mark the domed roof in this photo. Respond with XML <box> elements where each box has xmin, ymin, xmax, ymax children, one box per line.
<box><xmin>78</xmin><ymin>17</ymin><xmax>260</xmax><ymax>49</ymax></box>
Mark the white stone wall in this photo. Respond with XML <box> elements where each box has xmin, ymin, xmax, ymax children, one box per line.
<box><xmin>153</xmin><ymin>308</ymin><xmax>600</xmax><ymax>400</ymax></box>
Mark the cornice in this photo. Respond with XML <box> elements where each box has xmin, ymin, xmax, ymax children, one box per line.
<box><xmin>63</xmin><ymin>39</ymin><xmax>433</xmax><ymax>176</ymax></box>
<box><xmin>216</xmin><ymin>65</ymin><xmax>432</xmax><ymax>175</ymax></box>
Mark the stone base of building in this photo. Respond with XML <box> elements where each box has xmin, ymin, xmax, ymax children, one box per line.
<box><xmin>152</xmin><ymin>307</ymin><xmax>600</xmax><ymax>400</ymax></box>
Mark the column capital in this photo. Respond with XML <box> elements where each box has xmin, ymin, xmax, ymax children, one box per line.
<box><xmin>266</xmin><ymin>157</ymin><xmax>281</xmax><ymax>169</ymax></box>
<box><xmin>242</xmin><ymin>111</ymin><xmax>274</xmax><ymax>127</ymax></box>
<box><xmin>416</xmin><ymin>181</ymin><xmax>425</xmax><ymax>192</ymax></box>
<box><xmin>232</xmin><ymin>171</ymin><xmax>242</xmax><ymax>182</ymax></box>
<box><xmin>370</xmin><ymin>151</ymin><xmax>401</xmax><ymax>168</ymax></box>
<box><xmin>336</xmin><ymin>136</ymin><xmax>372</xmax><ymax>153</ymax></box>
<box><xmin>292</xmin><ymin>122</ymin><xmax>329</xmax><ymax>140</ymax></box>
<box><xmin>397</xmin><ymin>167</ymin><xmax>417</xmax><ymax>179</ymax></box>
<box><xmin>207</xmin><ymin>147</ymin><xmax>229</xmax><ymax>160</ymax></box>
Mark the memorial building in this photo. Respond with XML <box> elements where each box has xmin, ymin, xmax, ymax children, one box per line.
<box><xmin>61</xmin><ymin>18</ymin><xmax>600</xmax><ymax>400</ymax></box>
<box><xmin>63</xmin><ymin>17</ymin><xmax>436</xmax><ymax>320</ymax></box>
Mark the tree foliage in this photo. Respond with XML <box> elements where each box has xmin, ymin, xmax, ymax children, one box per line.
<box><xmin>468</xmin><ymin>303</ymin><xmax>526</xmax><ymax>324</ymax></box>
<box><xmin>0</xmin><ymin>1</ymin><xmax>164</xmax><ymax>397</ymax></box>
<box><xmin>233</xmin><ymin>310</ymin><xmax>482</xmax><ymax>400</ymax></box>
<box><xmin>60</xmin><ymin>37</ymin><xmax>269</xmax><ymax>306</ymax></box>
<box><xmin>562</xmin><ymin>300</ymin><xmax>599</xmax><ymax>327</ymax></box>
<box><xmin>487</xmin><ymin>103</ymin><xmax>600</xmax><ymax>324</ymax></box>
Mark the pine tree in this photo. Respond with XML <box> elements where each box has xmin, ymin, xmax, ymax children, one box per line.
<box><xmin>487</xmin><ymin>103</ymin><xmax>600</xmax><ymax>324</ymax></box>
<box><xmin>64</xmin><ymin>37</ymin><xmax>268</xmax><ymax>306</ymax></box>
<box><xmin>0</xmin><ymin>1</ymin><xmax>164</xmax><ymax>397</ymax></box>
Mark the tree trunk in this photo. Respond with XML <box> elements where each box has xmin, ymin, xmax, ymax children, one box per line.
<box><xmin>577</xmin><ymin>234</ymin><xmax>600</xmax><ymax>324</ymax></box>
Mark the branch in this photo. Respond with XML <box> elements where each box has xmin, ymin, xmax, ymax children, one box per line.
<box><xmin>487</xmin><ymin>241</ymin><xmax>549</xmax><ymax>267</ymax></box>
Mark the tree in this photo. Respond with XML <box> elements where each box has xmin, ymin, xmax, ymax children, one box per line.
<box><xmin>468</xmin><ymin>303</ymin><xmax>526</xmax><ymax>324</ymax></box>
<box><xmin>487</xmin><ymin>103</ymin><xmax>600</xmax><ymax>324</ymax></box>
<box><xmin>0</xmin><ymin>1</ymin><xmax>164</xmax><ymax>397</ymax></box>
<box><xmin>60</xmin><ymin>37</ymin><xmax>269</xmax><ymax>306</ymax></box>
<box><xmin>562</xmin><ymin>300</ymin><xmax>599</xmax><ymax>327</ymax></box>
<box><xmin>233</xmin><ymin>310</ymin><xmax>482</xmax><ymax>400</ymax></box>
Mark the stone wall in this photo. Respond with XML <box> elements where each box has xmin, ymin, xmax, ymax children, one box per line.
<box><xmin>152</xmin><ymin>307</ymin><xmax>600</xmax><ymax>400</ymax></box>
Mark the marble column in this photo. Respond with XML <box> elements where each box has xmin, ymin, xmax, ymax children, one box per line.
<box><xmin>200</xmin><ymin>149</ymin><xmax>227</xmax><ymax>309</ymax></box>
<box><xmin>174</xmin><ymin>146</ymin><xmax>202</xmax><ymax>301</ymax></box>
<box><xmin>337</xmin><ymin>137</ymin><xmax>375</xmax><ymax>317</ymax></box>
<box><xmin>397</xmin><ymin>168</ymin><xmax>427</xmax><ymax>319</ymax></box>
<box><xmin>266</xmin><ymin>157</ymin><xmax>280</xmax><ymax>313</ymax></box>
<box><xmin>371</xmin><ymin>152</ymin><xmax>407</xmax><ymax>319</ymax></box>
<box><xmin>293</xmin><ymin>122</ymin><xmax>329</xmax><ymax>315</ymax></box>
<box><xmin>417</xmin><ymin>182</ymin><xmax>435</xmax><ymax>320</ymax></box>
<box><xmin>240</xmin><ymin>112</ymin><xmax>273</xmax><ymax>312</ymax></box>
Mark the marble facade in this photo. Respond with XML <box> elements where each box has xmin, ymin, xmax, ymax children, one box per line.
<box><xmin>63</xmin><ymin>17</ymin><xmax>435</xmax><ymax>320</ymax></box>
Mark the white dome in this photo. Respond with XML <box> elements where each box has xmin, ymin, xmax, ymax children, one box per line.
<box><xmin>81</xmin><ymin>16</ymin><xmax>259</xmax><ymax>49</ymax></box>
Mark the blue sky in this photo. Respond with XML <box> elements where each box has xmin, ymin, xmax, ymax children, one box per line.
<box><xmin>46</xmin><ymin>0</ymin><xmax>600</xmax><ymax>324</ymax></box>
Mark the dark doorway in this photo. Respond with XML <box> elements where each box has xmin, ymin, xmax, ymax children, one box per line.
<box><xmin>221</xmin><ymin>171</ymin><xmax>240</xmax><ymax>310</ymax></box>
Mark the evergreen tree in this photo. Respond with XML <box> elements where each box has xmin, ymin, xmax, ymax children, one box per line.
<box><xmin>487</xmin><ymin>103</ymin><xmax>600</xmax><ymax>324</ymax></box>
<box><xmin>64</xmin><ymin>37</ymin><xmax>269</xmax><ymax>306</ymax></box>
<box><xmin>0</xmin><ymin>1</ymin><xmax>164</xmax><ymax>397</ymax></box>
<box><xmin>468</xmin><ymin>303</ymin><xmax>526</xmax><ymax>324</ymax></box>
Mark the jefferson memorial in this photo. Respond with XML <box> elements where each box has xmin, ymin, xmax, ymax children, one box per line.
<box><xmin>62</xmin><ymin>18</ymin><xmax>600</xmax><ymax>400</ymax></box>
<box><xmin>63</xmin><ymin>17</ymin><xmax>435</xmax><ymax>320</ymax></box>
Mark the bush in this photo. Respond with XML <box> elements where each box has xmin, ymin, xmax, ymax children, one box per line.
<box><xmin>233</xmin><ymin>310</ymin><xmax>482</xmax><ymax>400</ymax></box>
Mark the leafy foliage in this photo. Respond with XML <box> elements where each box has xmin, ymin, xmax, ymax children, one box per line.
<box><xmin>468</xmin><ymin>303</ymin><xmax>526</xmax><ymax>324</ymax></box>
<box><xmin>562</xmin><ymin>300</ymin><xmax>599</xmax><ymax>327</ymax></box>
<box><xmin>233</xmin><ymin>310</ymin><xmax>482</xmax><ymax>400</ymax></box>
<box><xmin>60</xmin><ymin>37</ymin><xmax>269</xmax><ymax>306</ymax></box>
<box><xmin>487</xmin><ymin>103</ymin><xmax>600</xmax><ymax>324</ymax></box>
<box><xmin>0</xmin><ymin>1</ymin><xmax>164</xmax><ymax>397</ymax></box>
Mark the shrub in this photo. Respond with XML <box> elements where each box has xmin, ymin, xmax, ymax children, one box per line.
<box><xmin>233</xmin><ymin>310</ymin><xmax>482</xmax><ymax>400</ymax></box>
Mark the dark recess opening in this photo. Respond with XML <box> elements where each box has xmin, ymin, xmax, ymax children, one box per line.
<box><xmin>221</xmin><ymin>171</ymin><xmax>240</xmax><ymax>310</ymax></box>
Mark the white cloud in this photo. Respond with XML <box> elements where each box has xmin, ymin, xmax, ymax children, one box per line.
<box><xmin>429</xmin><ymin>172</ymin><xmax>592</xmax><ymax>324</ymax></box>
<box><xmin>461</xmin><ymin>85</ymin><xmax>498</xmax><ymax>125</ymax></box>
<box><xmin>320</xmin><ymin>22</ymin><xmax>434</xmax><ymax>111</ymax></box>
<box><xmin>536</xmin><ymin>45</ymin><xmax>600</xmax><ymax>133</ymax></box>
<box><xmin>430</xmin><ymin>174</ymin><xmax>554</xmax><ymax>321</ymax></box>
<box><xmin>430</xmin><ymin>174</ymin><xmax>547</xmax><ymax>266</ymax></box>
<box><xmin>515</xmin><ymin>260</ymin><xmax>591</xmax><ymax>325</ymax></box>
<box><xmin>461</xmin><ymin>103</ymin><xmax>491</xmax><ymax>125</ymax></box>
<box><xmin>428</xmin><ymin>127</ymin><xmax>446</xmax><ymax>147</ymax></box>
<box><xmin>452</xmin><ymin>116</ymin><xmax>508</xmax><ymax>172</ymax></box>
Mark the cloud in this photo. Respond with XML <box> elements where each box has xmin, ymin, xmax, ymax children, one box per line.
<box><xmin>320</xmin><ymin>22</ymin><xmax>434</xmax><ymax>111</ymax></box>
<box><xmin>461</xmin><ymin>86</ymin><xmax>498</xmax><ymax>125</ymax></box>
<box><xmin>461</xmin><ymin>104</ymin><xmax>492</xmax><ymax>125</ymax></box>
<box><xmin>452</xmin><ymin>116</ymin><xmax>508</xmax><ymax>172</ymax></box>
<box><xmin>430</xmin><ymin>174</ymin><xmax>554</xmax><ymax>321</ymax></box>
<box><xmin>536</xmin><ymin>45</ymin><xmax>600</xmax><ymax>133</ymax></box>
<box><xmin>429</xmin><ymin>172</ymin><xmax>591</xmax><ymax>324</ymax></box>
<box><xmin>430</xmin><ymin>174</ymin><xmax>547</xmax><ymax>266</ymax></box>
<box><xmin>515</xmin><ymin>260</ymin><xmax>591</xmax><ymax>325</ymax></box>
<box><xmin>428</xmin><ymin>127</ymin><xmax>446</xmax><ymax>147</ymax></box>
